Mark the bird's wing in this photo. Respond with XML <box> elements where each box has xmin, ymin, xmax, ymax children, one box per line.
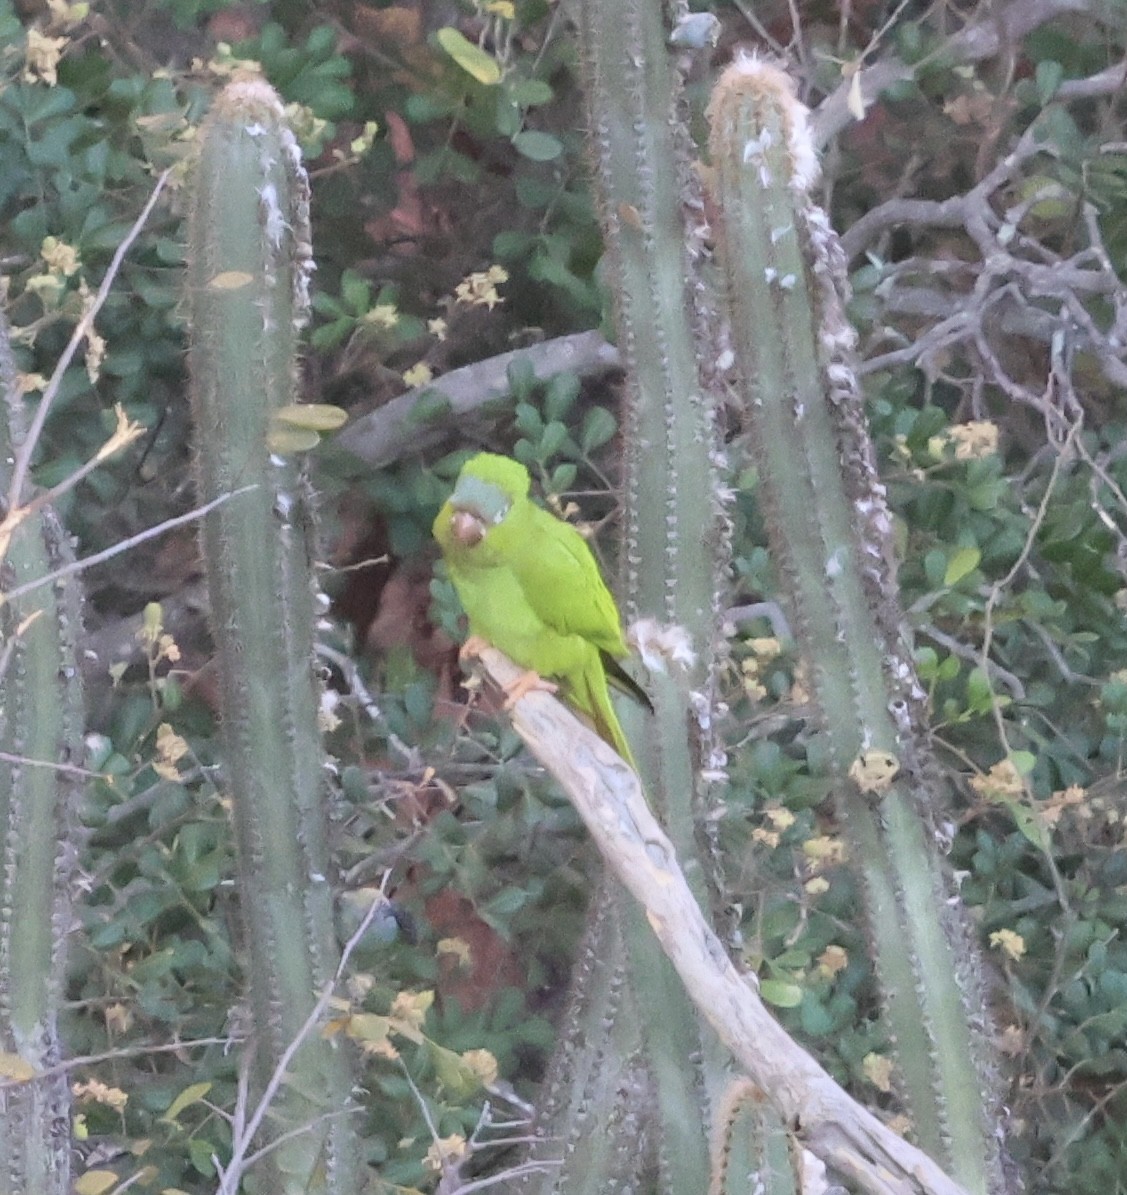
<box><xmin>513</xmin><ymin>501</ymin><xmax>629</xmax><ymax>657</ymax></box>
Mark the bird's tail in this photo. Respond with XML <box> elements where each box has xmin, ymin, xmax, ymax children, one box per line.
<box><xmin>569</xmin><ymin>667</ymin><xmax>639</xmax><ymax>772</ymax></box>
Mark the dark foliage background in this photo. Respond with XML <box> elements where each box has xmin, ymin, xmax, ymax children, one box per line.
<box><xmin>4</xmin><ymin>0</ymin><xmax>1127</xmax><ymax>1189</ymax></box>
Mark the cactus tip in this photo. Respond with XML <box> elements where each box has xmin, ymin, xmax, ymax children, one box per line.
<box><xmin>211</xmin><ymin>75</ymin><xmax>286</xmax><ymax>123</ymax></box>
<box><xmin>708</xmin><ymin>53</ymin><xmax>820</xmax><ymax>194</ymax></box>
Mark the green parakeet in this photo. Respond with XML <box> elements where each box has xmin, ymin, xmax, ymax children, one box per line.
<box><xmin>433</xmin><ymin>452</ymin><xmax>648</xmax><ymax>769</ymax></box>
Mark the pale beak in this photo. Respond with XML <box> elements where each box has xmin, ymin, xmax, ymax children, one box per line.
<box><xmin>451</xmin><ymin>509</ymin><xmax>486</xmax><ymax>547</ymax></box>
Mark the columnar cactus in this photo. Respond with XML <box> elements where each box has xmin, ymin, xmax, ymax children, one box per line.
<box><xmin>706</xmin><ymin>56</ymin><xmax>1004</xmax><ymax>1192</ymax></box>
<box><xmin>186</xmin><ymin>78</ymin><xmax>360</xmax><ymax>1193</ymax></box>
<box><xmin>510</xmin><ymin>2</ymin><xmax>754</xmax><ymax>1192</ymax></box>
<box><xmin>0</xmin><ymin>308</ymin><xmax>83</xmax><ymax>1194</ymax></box>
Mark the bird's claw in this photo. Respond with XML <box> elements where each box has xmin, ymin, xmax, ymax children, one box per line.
<box><xmin>502</xmin><ymin>669</ymin><xmax>557</xmax><ymax>710</ymax></box>
<box><xmin>459</xmin><ymin>635</ymin><xmax>491</xmax><ymax>664</ymax></box>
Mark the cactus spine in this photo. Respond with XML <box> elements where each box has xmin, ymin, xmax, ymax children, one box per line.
<box><xmin>706</xmin><ymin>57</ymin><xmax>1003</xmax><ymax>1191</ymax></box>
<box><xmin>0</xmin><ymin>307</ymin><xmax>83</xmax><ymax>1194</ymax></box>
<box><xmin>186</xmin><ymin>79</ymin><xmax>360</xmax><ymax>1193</ymax></box>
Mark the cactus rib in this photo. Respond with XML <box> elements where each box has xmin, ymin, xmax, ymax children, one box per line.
<box><xmin>186</xmin><ymin>78</ymin><xmax>360</xmax><ymax>1194</ymax></box>
<box><xmin>706</xmin><ymin>56</ymin><xmax>1005</xmax><ymax>1192</ymax></box>
<box><xmin>0</xmin><ymin>307</ymin><xmax>83</xmax><ymax>1194</ymax></box>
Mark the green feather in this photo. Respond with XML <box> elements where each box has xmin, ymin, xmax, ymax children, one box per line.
<box><xmin>433</xmin><ymin>453</ymin><xmax>648</xmax><ymax>768</ymax></box>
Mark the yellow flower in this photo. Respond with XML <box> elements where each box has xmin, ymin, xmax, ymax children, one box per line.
<box><xmin>41</xmin><ymin>236</ymin><xmax>79</xmax><ymax>276</ymax></box>
<box><xmin>153</xmin><ymin>723</ymin><xmax>189</xmax><ymax>782</ymax></box>
<box><xmin>862</xmin><ymin>1052</ymin><xmax>893</xmax><ymax>1093</ymax></box>
<box><xmin>46</xmin><ymin>0</ymin><xmax>89</xmax><ymax>28</ymax></box>
<box><xmin>817</xmin><ymin>945</ymin><xmax>848</xmax><ymax>978</ymax></box>
<box><xmin>764</xmin><ymin>805</ymin><xmax>795</xmax><ymax>831</ymax></box>
<box><xmin>437</xmin><ymin>937</ymin><xmax>472</xmax><ymax>968</ymax></box>
<box><xmin>72</xmin><ymin>1078</ymin><xmax>128</xmax><ymax>1112</ymax></box>
<box><xmin>802</xmin><ymin>835</ymin><xmax>846</xmax><ymax>865</ymax></box>
<box><xmin>989</xmin><ymin>928</ymin><xmax>1025</xmax><ymax>961</ymax></box>
<box><xmin>455</xmin><ymin>267</ymin><xmax>508</xmax><ymax>310</ymax></box>
<box><xmin>461</xmin><ymin>1048</ymin><xmax>498</xmax><ymax>1086</ymax></box>
<box><xmin>947</xmin><ymin>420</ymin><xmax>999</xmax><ymax>461</ymax></box>
<box><xmin>390</xmin><ymin>989</ymin><xmax>433</xmax><ymax>1032</ymax></box>
<box><xmin>363</xmin><ymin>303</ymin><xmax>399</xmax><ymax>331</ymax></box>
<box><xmin>25</xmin><ymin>28</ymin><xmax>68</xmax><ymax>86</ymax></box>
<box><xmin>25</xmin><ymin>273</ymin><xmax>66</xmax><ymax>307</ymax></box>
<box><xmin>970</xmin><ymin>759</ymin><xmax>1025</xmax><ymax>801</ymax></box>
<box><xmin>84</xmin><ymin>326</ymin><xmax>105</xmax><ymax>384</ymax></box>
<box><xmin>402</xmin><ymin>362</ymin><xmax>433</xmax><ymax>388</ymax></box>
<box><xmin>424</xmin><ymin>1133</ymin><xmax>467</xmax><ymax>1173</ymax></box>
<box><xmin>18</xmin><ymin>373</ymin><xmax>48</xmax><ymax>394</ymax></box>
<box><xmin>848</xmin><ymin>749</ymin><xmax>900</xmax><ymax>795</ymax></box>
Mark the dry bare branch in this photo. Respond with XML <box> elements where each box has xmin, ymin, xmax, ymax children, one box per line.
<box><xmin>473</xmin><ymin>645</ymin><xmax>969</xmax><ymax>1195</ymax></box>
<box><xmin>333</xmin><ymin>331</ymin><xmax>620</xmax><ymax>469</ymax></box>
<box><xmin>813</xmin><ymin>0</ymin><xmax>1091</xmax><ymax>147</ymax></box>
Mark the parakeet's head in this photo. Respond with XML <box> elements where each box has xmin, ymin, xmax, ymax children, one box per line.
<box><xmin>443</xmin><ymin>453</ymin><xmax>531</xmax><ymax>548</ymax></box>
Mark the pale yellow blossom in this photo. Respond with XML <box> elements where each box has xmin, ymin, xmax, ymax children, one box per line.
<box><xmin>437</xmin><ymin>937</ymin><xmax>472</xmax><ymax>968</ymax></box>
<box><xmin>989</xmin><ymin>928</ymin><xmax>1026</xmax><ymax>961</ymax></box>
<box><xmin>25</xmin><ymin>273</ymin><xmax>65</xmax><ymax>307</ymax></box>
<box><xmin>153</xmin><ymin>723</ymin><xmax>189</xmax><ymax>782</ymax></box>
<box><xmin>424</xmin><ymin>1133</ymin><xmax>467</xmax><ymax>1173</ymax></box>
<box><xmin>363</xmin><ymin>303</ymin><xmax>399</xmax><ymax>331</ymax></box>
<box><xmin>764</xmin><ymin>805</ymin><xmax>795</xmax><ymax>831</ymax></box>
<box><xmin>403</xmin><ymin>362</ymin><xmax>433</xmax><ymax>388</ymax></box>
<box><xmin>390</xmin><ymin>989</ymin><xmax>433</xmax><ymax>1032</ymax></box>
<box><xmin>817</xmin><ymin>945</ymin><xmax>848</xmax><ymax>978</ymax></box>
<box><xmin>349</xmin><ymin>120</ymin><xmax>379</xmax><ymax>156</ymax></box>
<box><xmin>970</xmin><ymin>759</ymin><xmax>1025</xmax><ymax>801</ymax></box>
<box><xmin>862</xmin><ymin>1052</ymin><xmax>893</xmax><ymax>1093</ymax></box>
<box><xmin>84</xmin><ymin>326</ymin><xmax>105</xmax><ymax>384</ymax></box>
<box><xmin>461</xmin><ymin>1048</ymin><xmax>498</xmax><ymax>1086</ymax></box>
<box><xmin>41</xmin><ymin>236</ymin><xmax>79</xmax><ymax>276</ymax></box>
<box><xmin>284</xmin><ymin>102</ymin><xmax>328</xmax><ymax>148</ymax></box>
<box><xmin>72</xmin><ymin>1078</ymin><xmax>128</xmax><ymax>1112</ymax></box>
<box><xmin>802</xmin><ymin>835</ymin><xmax>847</xmax><ymax>866</ymax></box>
<box><xmin>947</xmin><ymin>420</ymin><xmax>999</xmax><ymax>461</ymax></box>
<box><xmin>455</xmin><ymin>267</ymin><xmax>507</xmax><ymax>310</ymax></box>
<box><xmin>25</xmin><ymin>28</ymin><xmax>68</xmax><ymax>85</ymax></box>
<box><xmin>848</xmin><ymin>749</ymin><xmax>900</xmax><ymax>795</ymax></box>
<box><xmin>46</xmin><ymin>0</ymin><xmax>88</xmax><ymax>28</ymax></box>
<box><xmin>18</xmin><ymin>373</ymin><xmax>48</xmax><ymax>394</ymax></box>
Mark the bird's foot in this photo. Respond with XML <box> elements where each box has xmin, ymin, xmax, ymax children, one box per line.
<box><xmin>459</xmin><ymin>635</ymin><xmax>491</xmax><ymax>664</ymax></box>
<box><xmin>501</xmin><ymin>669</ymin><xmax>557</xmax><ymax>710</ymax></box>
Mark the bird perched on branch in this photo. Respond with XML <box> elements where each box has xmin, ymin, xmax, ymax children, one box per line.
<box><xmin>432</xmin><ymin>452</ymin><xmax>649</xmax><ymax>769</ymax></box>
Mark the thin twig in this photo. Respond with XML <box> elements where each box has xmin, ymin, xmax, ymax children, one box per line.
<box><xmin>7</xmin><ymin>168</ymin><xmax>171</xmax><ymax>510</ymax></box>
<box><xmin>15</xmin><ymin>405</ymin><xmax>145</xmax><ymax>519</ymax></box>
<box><xmin>214</xmin><ymin>880</ymin><xmax>389</xmax><ymax>1192</ymax></box>
<box><xmin>0</xmin><ymin>487</ymin><xmax>254</xmax><ymax>609</ymax></box>
<box><xmin>0</xmin><ymin>750</ymin><xmax>110</xmax><ymax>782</ymax></box>
<box><xmin>0</xmin><ymin>1037</ymin><xmax>234</xmax><ymax>1091</ymax></box>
